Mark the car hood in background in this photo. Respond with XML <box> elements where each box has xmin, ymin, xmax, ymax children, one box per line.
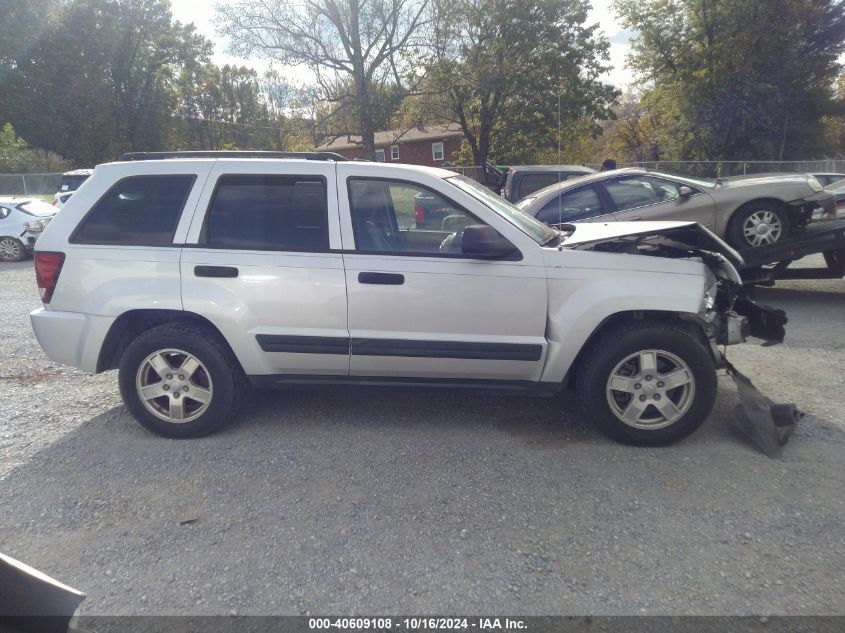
<box><xmin>559</xmin><ymin>220</ymin><xmax>744</xmax><ymax>267</ymax></box>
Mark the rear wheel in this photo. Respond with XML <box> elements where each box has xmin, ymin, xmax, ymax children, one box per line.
<box><xmin>576</xmin><ymin>322</ymin><xmax>717</xmax><ymax>446</ymax></box>
<box><xmin>727</xmin><ymin>203</ymin><xmax>790</xmax><ymax>249</ymax></box>
<box><xmin>118</xmin><ymin>323</ymin><xmax>244</xmax><ymax>438</ymax></box>
<box><xmin>823</xmin><ymin>248</ymin><xmax>845</xmax><ymax>276</ymax></box>
<box><xmin>0</xmin><ymin>237</ymin><xmax>26</xmax><ymax>262</ymax></box>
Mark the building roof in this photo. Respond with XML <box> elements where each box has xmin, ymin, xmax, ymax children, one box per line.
<box><xmin>316</xmin><ymin>123</ymin><xmax>463</xmax><ymax>151</ymax></box>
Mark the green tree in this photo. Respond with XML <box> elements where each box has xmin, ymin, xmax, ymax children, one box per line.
<box><xmin>616</xmin><ymin>0</ymin><xmax>845</xmax><ymax>160</ymax></box>
<box><xmin>426</xmin><ymin>0</ymin><xmax>618</xmax><ymax>171</ymax></box>
<box><xmin>0</xmin><ymin>123</ymin><xmax>28</xmax><ymax>172</ymax></box>
<box><xmin>6</xmin><ymin>0</ymin><xmax>214</xmax><ymax>164</ymax></box>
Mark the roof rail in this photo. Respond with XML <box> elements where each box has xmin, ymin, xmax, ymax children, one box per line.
<box><xmin>117</xmin><ymin>151</ymin><xmax>348</xmax><ymax>162</ymax></box>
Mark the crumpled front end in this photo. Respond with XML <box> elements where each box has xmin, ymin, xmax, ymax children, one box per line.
<box><xmin>561</xmin><ymin>221</ymin><xmax>788</xmax><ymax>350</ymax></box>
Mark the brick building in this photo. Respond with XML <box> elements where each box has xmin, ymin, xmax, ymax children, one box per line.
<box><xmin>316</xmin><ymin>123</ymin><xmax>464</xmax><ymax>167</ymax></box>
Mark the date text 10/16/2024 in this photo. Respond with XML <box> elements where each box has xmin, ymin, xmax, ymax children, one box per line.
<box><xmin>308</xmin><ymin>618</ymin><xmax>527</xmax><ymax>630</ymax></box>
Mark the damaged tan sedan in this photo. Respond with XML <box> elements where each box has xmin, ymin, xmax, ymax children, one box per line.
<box><xmin>517</xmin><ymin>168</ymin><xmax>834</xmax><ymax>251</ymax></box>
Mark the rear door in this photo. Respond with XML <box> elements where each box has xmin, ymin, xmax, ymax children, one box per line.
<box><xmin>181</xmin><ymin>160</ymin><xmax>349</xmax><ymax>378</ymax></box>
<box><xmin>602</xmin><ymin>175</ymin><xmax>717</xmax><ymax>228</ymax></box>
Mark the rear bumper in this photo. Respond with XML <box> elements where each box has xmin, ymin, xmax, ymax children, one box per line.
<box><xmin>30</xmin><ymin>308</ymin><xmax>115</xmax><ymax>373</ymax></box>
<box><xmin>794</xmin><ymin>191</ymin><xmax>835</xmax><ymax>225</ymax></box>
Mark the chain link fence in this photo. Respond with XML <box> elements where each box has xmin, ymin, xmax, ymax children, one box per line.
<box><xmin>0</xmin><ymin>173</ymin><xmax>62</xmax><ymax>196</ymax></box>
<box><xmin>450</xmin><ymin>160</ymin><xmax>845</xmax><ymax>183</ymax></box>
<box><xmin>584</xmin><ymin>160</ymin><xmax>845</xmax><ymax>179</ymax></box>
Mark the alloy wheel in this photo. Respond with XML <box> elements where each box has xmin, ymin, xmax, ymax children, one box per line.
<box><xmin>605</xmin><ymin>349</ymin><xmax>696</xmax><ymax>430</ymax></box>
<box><xmin>135</xmin><ymin>348</ymin><xmax>214</xmax><ymax>423</ymax></box>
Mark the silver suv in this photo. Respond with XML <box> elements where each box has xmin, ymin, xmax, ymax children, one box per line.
<box><xmin>30</xmin><ymin>152</ymin><xmax>783</xmax><ymax>444</ymax></box>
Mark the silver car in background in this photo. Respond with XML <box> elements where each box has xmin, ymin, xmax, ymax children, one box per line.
<box><xmin>0</xmin><ymin>198</ymin><xmax>57</xmax><ymax>262</ymax></box>
<box><xmin>517</xmin><ymin>168</ymin><xmax>833</xmax><ymax>250</ymax></box>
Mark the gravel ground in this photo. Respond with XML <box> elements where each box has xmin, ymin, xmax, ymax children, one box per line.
<box><xmin>0</xmin><ymin>257</ymin><xmax>843</xmax><ymax>616</ymax></box>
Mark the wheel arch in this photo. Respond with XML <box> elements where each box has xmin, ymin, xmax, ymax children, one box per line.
<box><xmin>563</xmin><ymin>310</ymin><xmax>714</xmax><ymax>388</ymax></box>
<box><xmin>724</xmin><ymin>197</ymin><xmax>789</xmax><ymax>228</ymax></box>
<box><xmin>96</xmin><ymin>309</ymin><xmax>244</xmax><ymax>374</ymax></box>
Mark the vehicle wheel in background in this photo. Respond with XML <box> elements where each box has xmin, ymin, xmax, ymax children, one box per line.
<box><xmin>823</xmin><ymin>249</ymin><xmax>845</xmax><ymax>276</ymax></box>
<box><xmin>0</xmin><ymin>237</ymin><xmax>26</xmax><ymax>262</ymax></box>
<box><xmin>727</xmin><ymin>202</ymin><xmax>790</xmax><ymax>249</ymax></box>
<box><xmin>576</xmin><ymin>322</ymin><xmax>717</xmax><ymax>446</ymax></box>
<box><xmin>118</xmin><ymin>323</ymin><xmax>244</xmax><ymax>438</ymax></box>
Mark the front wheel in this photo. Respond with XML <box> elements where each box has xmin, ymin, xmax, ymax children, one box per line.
<box><xmin>727</xmin><ymin>203</ymin><xmax>790</xmax><ymax>249</ymax></box>
<box><xmin>118</xmin><ymin>323</ymin><xmax>244</xmax><ymax>438</ymax></box>
<box><xmin>0</xmin><ymin>237</ymin><xmax>26</xmax><ymax>262</ymax></box>
<box><xmin>576</xmin><ymin>323</ymin><xmax>717</xmax><ymax>446</ymax></box>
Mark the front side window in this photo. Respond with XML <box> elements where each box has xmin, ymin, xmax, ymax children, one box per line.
<box><xmin>536</xmin><ymin>186</ymin><xmax>605</xmax><ymax>224</ymax></box>
<box><xmin>391</xmin><ymin>145</ymin><xmax>399</xmax><ymax>160</ymax></box>
<box><xmin>204</xmin><ymin>175</ymin><xmax>328</xmax><ymax>252</ymax></box>
<box><xmin>446</xmin><ymin>174</ymin><xmax>556</xmax><ymax>245</ymax></box>
<box><xmin>432</xmin><ymin>142</ymin><xmax>444</xmax><ymax>161</ymax></box>
<box><xmin>71</xmin><ymin>175</ymin><xmax>195</xmax><ymax>246</ymax></box>
<box><xmin>605</xmin><ymin>176</ymin><xmax>692</xmax><ymax>212</ymax></box>
<box><xmin>348</xmin><ymin>178</ymin><xmax>487</xmax><ymax>256</ymax></box>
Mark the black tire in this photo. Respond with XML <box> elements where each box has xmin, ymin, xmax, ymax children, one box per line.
<box><xmin>0</xmin><ymin>237</ymin><xmax>26</xmax><ymax>262</ymax></box>
<box><xmin>118</xmin><ymin>323</ymin><xmax>245</xmax><ymax>438</ymax></box>
<box><xmin>823</xmin><ymin>248</ymin><xmax>845</xmax><ymax>276</ymax></box>
<box><xmin>726</xmin><ymin>202</ymin><xmax>791</xmax><ymax>250</ymax></box>
<box><xmin>576</xmin><ymin>322</ymin><xmax>717</xmax><ymax>446</ymax></box>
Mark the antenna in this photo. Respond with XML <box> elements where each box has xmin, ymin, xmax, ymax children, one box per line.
<box><xmin>557</xmin><ymin>90</ymin><xmax>563</xmax><ymax>230</ymax></box>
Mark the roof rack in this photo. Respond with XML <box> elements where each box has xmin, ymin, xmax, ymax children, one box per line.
<box><xmin>117</xmin><ymin>151</ymin><xmax>348</xmax><ymax>162</ymax></box>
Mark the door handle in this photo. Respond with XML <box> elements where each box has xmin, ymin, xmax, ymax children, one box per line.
<box><xmin>358</xmin><ymin>272</ymin><xmax>404</xmax><ymax>285</ymax></box>
<box><xmin>194</xmin><ymin>265</ymin><xmax>238</xmax><ymax>278</ymax></box>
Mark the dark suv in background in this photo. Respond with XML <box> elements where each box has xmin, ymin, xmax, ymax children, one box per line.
<box><xmin>503</xmin><ymin>165</ymin><xmax>595</xmax><ymax>202</ymax></box>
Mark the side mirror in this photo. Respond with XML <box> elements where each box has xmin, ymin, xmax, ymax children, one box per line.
<box><xmin>679</xmin><ymin>186</ymin><xmax>693</xmax><ymax>198</ymax></box>
<box><xmin>461</xmin><ymin>225</ymin><xmax>517</xmax><ymax>259</ymax></box>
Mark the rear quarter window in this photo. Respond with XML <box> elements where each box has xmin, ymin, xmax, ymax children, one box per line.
<box><xmin>71</xmin><ymin>175</ymin><xmax>195</xmax><ymax>246</ymax></box>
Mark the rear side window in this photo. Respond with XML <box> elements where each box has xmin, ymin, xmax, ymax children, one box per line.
<box><xmin>72</xmin><ymin>175</ymin><xmax>195</xmax><ymax>246</ymax></box>
<box><xmin>204</xmin><ymin>175</ymin><xmax>329</xmax><ymax>252</ymax></box>
<box><xmin>516</xmin><ymin>172</ymin><xmax>584</xmax><ymax>200</ymax></box>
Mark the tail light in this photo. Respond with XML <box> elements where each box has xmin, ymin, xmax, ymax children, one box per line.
<box><xmin>415</xmin><ymin>203</ymin><xmax>425</xmax><ymax>224</ymax></box>
<box><xmin>51</xmin><ymin>198</ymin><xmax>58</xmax><ymax>206</ymax></box>
<box><xmin>23</xmin><ymin>220</ymin><xmax>46</xmax><ymax>232</ymax></box>
<box><xmin>34</xmin><ymin>252</ymin><xmax>64</xmax><ymax>303</ymax></box>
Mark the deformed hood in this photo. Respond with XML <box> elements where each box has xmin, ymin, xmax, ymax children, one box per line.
<box><xmin>558</xmin><ymin>220</ymin><xmax>745</xmax><ymax>268</ymax></box>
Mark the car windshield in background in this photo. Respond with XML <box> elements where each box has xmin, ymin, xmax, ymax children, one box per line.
<box><xmin>446</xmin><ymin>175</ymin><xmax>557</xmax><ymax>245</ymax></box>
<box><xmin>17</xmin><ymin>200</ymin><xmax>57</xmax><ymax>216</ymax></box>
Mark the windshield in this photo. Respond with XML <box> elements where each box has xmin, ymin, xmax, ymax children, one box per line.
<box><xmin>17</xmin><ymin>200</ymin><xmax>57</xmax><ymax>217</ymax></box>
<box><xmin>446</xmin><ymin>175</ymin><xmax>557</xmax><ymax>245</ymax></box>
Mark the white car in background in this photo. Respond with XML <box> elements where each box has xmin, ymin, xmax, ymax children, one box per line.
<box><xmin>0</xmin><ymin>198</ymin><xmax>57</xmax><ymax>261</ymax></box>
<box><xmin>50</xmin><ymin>191</ymin><xmax>74</xmax><ymax>208</ymax></box>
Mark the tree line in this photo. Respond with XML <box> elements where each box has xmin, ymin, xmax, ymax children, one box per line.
<box><xmin>1</xmin><ymin>0</ymin><xmax>845</xmax><ymax>171</ymax></box>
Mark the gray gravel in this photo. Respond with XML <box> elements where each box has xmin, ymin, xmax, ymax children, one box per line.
<box><xmin>1</xmin><ymin>257</ymin><xmax>844</xmax><ymax>616</ymax></box>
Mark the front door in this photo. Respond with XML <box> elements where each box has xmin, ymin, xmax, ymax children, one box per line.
<box><xmin>336</xmin><ymin>165</ymin><xmax>548</xmax><ymax>383</ymax></box>
<box><xmin>603</xmin><ymin>175</ymin><xmax>717</xmax><ymax>228</ymax></box>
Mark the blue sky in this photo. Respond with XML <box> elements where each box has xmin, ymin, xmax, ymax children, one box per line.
<box><xmin>169</xmin><ymin>0</ymin><xmax>633</xmax><ymax>89</ymax></box>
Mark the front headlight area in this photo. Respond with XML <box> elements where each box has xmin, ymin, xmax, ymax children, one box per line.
<box><xmin>692</xmin><ymin>268</ymin><xmax>748</xmax><ymax>348</ymax></box>
<box><xmin>700</xmin><ymin>269</ymin><xmax>719</xmax><ymax>313</ymax></box>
